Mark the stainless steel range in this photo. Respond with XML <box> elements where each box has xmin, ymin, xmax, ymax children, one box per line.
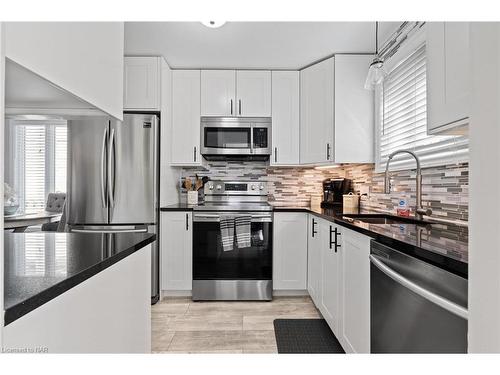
<box><xmin>192</xmin><ymin>180</ymin><xmax>272</xmax><ymax>301</ymax></box>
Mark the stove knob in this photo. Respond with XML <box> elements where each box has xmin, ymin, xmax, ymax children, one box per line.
<box><xmin>208</xmin><ymin>184</ymin><xmax>214</xmax><ymax>190</ymax></box>
<box><xmin>251</xmin><ymin>185</ymin><xmax>256</xmax><ymax>190</ymax></box>
<box><xmin>216</xmin><ymin>184</ymin><xmax>222</xmax><ymax>190</ymax></box>
<box><xmin>259</xmin><ymin>185</ymin><xmax>264</xmax><ymax>190</ymax></box>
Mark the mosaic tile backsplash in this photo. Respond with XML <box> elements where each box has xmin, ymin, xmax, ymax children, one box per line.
<box><xmin>180</xmin><ymin>161</ymin><xmax>469</xmax><ymax>224</ymax></box>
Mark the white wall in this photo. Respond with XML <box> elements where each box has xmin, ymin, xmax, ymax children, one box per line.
<box><xmin>4</xmin><ymin>22</ymin><xmax>124</xmax><ymax>120</ymax></box>
<box><xmin>468</xmin><ymin>22</ymin><xmax>500</xmax><ymax>353</ymax></box>
<box><xmin>160</xmin><ymin>57</ymin><xmax>180</xmax><ymax>206</ymax></box>
<box><xmin>1</xmin><ymin>21</ymin><xmax>5</xmax><ymax>348</ymax></box>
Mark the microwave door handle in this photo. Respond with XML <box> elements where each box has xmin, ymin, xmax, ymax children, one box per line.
<box><xmin>108</xmin><ymin>127</ymin><xmax>115</xmax><ymax>208</ymax></box>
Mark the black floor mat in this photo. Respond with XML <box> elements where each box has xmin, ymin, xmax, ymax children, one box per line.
<box><xmin>273</xmin><ymin>319</ymin><xmax>345</xmax><ymax>354</ymax></box>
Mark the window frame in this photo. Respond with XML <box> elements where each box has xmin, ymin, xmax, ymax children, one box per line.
<box><xmin>374</xmin><ymin>27</ymin><xmax>469</xmax><ymax>173</ymax></box>
<box><xmin>7</xmin><ymin>119</ymin><xmax>68</xmax><ymax>214</ymax></box>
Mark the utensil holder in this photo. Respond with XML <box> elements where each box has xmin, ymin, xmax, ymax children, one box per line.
<box><xmin>187</xmin><ymin>191</ymin><xmax>198</xmax><ymax>205</ymax></box>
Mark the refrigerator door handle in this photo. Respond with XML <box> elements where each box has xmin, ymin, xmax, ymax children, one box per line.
<box><xmin>100</xmin><ymin>127</ymin><xmax>108</xmax><ymax>208</ymax></box>
<box><xmin>108</xmin><ymin>127</ymin><xmax>116</xmax><ymax>208</ymax></box>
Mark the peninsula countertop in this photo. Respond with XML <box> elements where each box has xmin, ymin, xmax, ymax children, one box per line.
<box><xmin>4</xmin><ymin>231</ymin><xmax>156</xmax><ymax>326</ymax></box>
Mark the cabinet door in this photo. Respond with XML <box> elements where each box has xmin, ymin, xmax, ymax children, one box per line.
<box><xmin>161</xmin><ymin>212</ymin><xmax>192</xmax><ymax>291</ymax></box>
<box><xmin>340</xmin><ymin>227</ymin><xmax>371</xmax><ymax>353</ymax></box>
<box><xmin>300</xmin><ymin>57</ymin><xmax>334</xmax><ymax>164</ymax></box>
<box><xmin>171</xmin><ymin>70</ymin><xmax>202</xmax><ymax>165</ymax></box>
<box><xmin>320</xmin><ymin>221</ymin><xmax>341</xmax><ymax>336</ymax></box>
<box><xmin>124</xmin><ymin>56</ymin><xmax>160</xmax><ymax>110</ymax></box>
<box><xmin>334</xmin><ymin>55</ymin><xmax>374</xmax><ymax>163</ymax></box>
<box><xmin>201</xmin><ymin>70</ymin><xmax>236</xmax><ymax>116</ymax></box>
<box><xmin>427</xmin><ymin>22</ymin><xmax>470</xmax><ymax>133</ymax></box>
<box><xmin>307</xmin><ymin>215</ymin><xmax>322</xmax><ymax>305</ymax></box>
<box><xmin>236</xmin><ymin>70</ymin><xmax>271</xmax><ymax>117</ymax></box>
<box><xmin>271</xmin><ymin>71</ymin><xmax>300</xmax><ymax>165</ymax></box>
<box><xmin>273</xmin><ymin>212</ymin><xmax>308</xmax><ymax>290</ymax></box>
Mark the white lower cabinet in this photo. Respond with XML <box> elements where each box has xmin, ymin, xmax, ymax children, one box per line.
<box><xmin>160</xmin><ymin>211</ymin><xmax>192</xmax><ymax>292</ymax></box>
<box><xmin>307</xmin><ymin>215</ymin><xmax>322</xmax><ymax>305</ymax></box>
<box><xmin>319</xmin><ymin>220</ymin><xmax>341</xmax><ymax>336</ymax></box>
<box><xmin>306</xmin><ymin>215</ymin><xmax>371</xmax><ymax>353</ymax></box>
<box><xmin>339</xmin><ymin>227</ymin><xmax>371</xmax><ymax>353</ymax></box>
<box><xmin>273</xmin><ymin>212</ymin><xmax>308</xmax><ymax>290</ymax></box>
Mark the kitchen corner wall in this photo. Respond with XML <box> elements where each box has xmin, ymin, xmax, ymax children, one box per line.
<box><xmin>180</xmin><ymin>161</ymin><xmax>469</xmax><ymax>224</ymax></box>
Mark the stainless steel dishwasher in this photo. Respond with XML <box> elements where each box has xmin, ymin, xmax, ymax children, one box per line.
<box><xmin>370</xmin><ymin>240</ymin><xmax>468</xmax><ymax>353</ymax></box>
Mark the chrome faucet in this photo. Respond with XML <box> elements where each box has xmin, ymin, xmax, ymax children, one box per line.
<box><xmin>384</xmin><ymin>149</ymin><xmax>432</xmax><ymax>221</ymax></box>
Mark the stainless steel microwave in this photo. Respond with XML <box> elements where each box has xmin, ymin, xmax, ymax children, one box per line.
<box><xmin>200</xmin><ymin>117</ymin><xmax>271</xmax><ymax>160</ymax></box>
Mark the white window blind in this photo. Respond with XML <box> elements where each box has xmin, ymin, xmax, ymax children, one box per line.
<box><xmin>376</xmin><ymin>44</ymin><xmax>469</xmax><ymax>172</ymax></box>
<box><xmin>9</xmin><ymin>121</ymin><xmax>68</xmax><ymax>214</ymax></box>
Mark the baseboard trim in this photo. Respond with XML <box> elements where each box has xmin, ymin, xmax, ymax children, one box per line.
<box><xmin>273</xmin><ymin>290</ymin><xmax>309</xmax><ymax>297</ymax></box>
<box><xmin>161</xmin><ymin>290</ymin><xmax>192</xmax><ymax>297</ymax></box>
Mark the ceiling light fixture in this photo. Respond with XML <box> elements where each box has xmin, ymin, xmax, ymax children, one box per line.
<box><xmin>364</xmin><ymin>21</ymin><xmax>388</xmax><ymax>90</ymax></box>
<box><xmin>201</xmin><ymin>21</ymin><xmax>226</xmax><ymax>29</ymax></box>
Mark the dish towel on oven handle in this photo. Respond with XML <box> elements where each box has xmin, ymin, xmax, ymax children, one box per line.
<box><xmin>235</xmin><ymin>215</ymin><xmax>252</xmax><ymax>248</ymax></box>
<box><xmin>220</xmin><ymin>215</ymin><xmax>235</xmax><ymax>252</ymax></box>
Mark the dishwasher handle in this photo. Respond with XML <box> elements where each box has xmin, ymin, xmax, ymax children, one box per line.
<box><xmin>369</xmin><ymin>254</ymin><xmax>468</xmax><ymax>320</ymax></box>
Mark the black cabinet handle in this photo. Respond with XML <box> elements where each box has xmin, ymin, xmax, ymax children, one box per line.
<box><xmin>311</xmin><ymin>219</ymin><xmax>317</xmax><ymax>238</ymax></box>
<box><xmin>334</xmin><ymin>227</ymin><xmax>341</xmax><ymax>253</ymax></box>
<box><xmin>193</xmin><ymin>146</ymin><xmax>197</xmax><ymax>162</ymax></box>
<box><xmin>238</xmin><ymin>99</ymin><xmax>242</xmax><ymax>115</ymax></box>
<box><xmin>329</xmin><ymin>225</ymin><xmax>334</xmax><ymax>250</ymax></box>
<box><xmin>274</xmin><ymin>147</ymin><xmax>278</xmax><ymax>163</ymax></box>
<box><xmin>230</xmin><ymin>99</ymin><xmax>233</xmax><ymax>115</ymax></box>
<box><xmin>186</xmin><ymin>213</ymin><xmax>189</xmax><ymax>231</ymax></box>
<box><xmin>326</xmin><ymin>143</ymin><xmax>331</xmax><ymax>160</ymax></box>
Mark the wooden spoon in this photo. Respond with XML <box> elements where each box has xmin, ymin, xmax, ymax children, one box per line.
<box><xmin>184</xmin><ymin>178</ymin><xmax>192</xmax><ymax>191</ymax></box>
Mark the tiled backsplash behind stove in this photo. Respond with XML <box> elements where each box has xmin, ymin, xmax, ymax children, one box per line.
<box><xmin>180</xmin><ymin>161</ymin><xmax>468</xmax><ymax>224</ymax></box>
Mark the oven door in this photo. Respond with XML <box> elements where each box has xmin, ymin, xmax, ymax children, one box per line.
<box><xmin>192</xmin><ymin>213</ymin><xmax>273</xmax><ymax>280</ymax></box>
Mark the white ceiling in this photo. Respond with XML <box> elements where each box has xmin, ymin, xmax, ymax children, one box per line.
<box><xmin>125</xmin><ymin>22</ymin><xmax>389</xmax><ymax>70</ymax></box>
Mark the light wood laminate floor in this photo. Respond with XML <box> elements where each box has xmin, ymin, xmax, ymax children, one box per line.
<box><xmin>151</xmin><ymin>296</ymin><xmax>321</xmax><ymax>353</ymax></box>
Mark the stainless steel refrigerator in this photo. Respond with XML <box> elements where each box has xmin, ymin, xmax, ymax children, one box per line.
<box><xmin>67</xmin><ymin>113</ymin><xmax>159</xmax><ymax>303</ymax></box>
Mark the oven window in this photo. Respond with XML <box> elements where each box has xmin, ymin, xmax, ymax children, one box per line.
<box><xmin>204</xmin><ymin>128</ymin><xmax>251</xmax><ymax>149</ymax></box>
<box><xmin>193</xmin><ymin>221</ymin><xmax>272</xmax><ymax>280</ymax></box>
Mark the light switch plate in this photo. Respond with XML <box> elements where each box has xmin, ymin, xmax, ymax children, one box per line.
<box><xmin>360</xmin><ymin>185</ymin><xmax>370</xmax><ymax>197</ymax></box>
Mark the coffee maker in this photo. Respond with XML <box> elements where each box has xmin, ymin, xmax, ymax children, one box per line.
<box><xmin>321</xmin><ymin>178</ymin><xmax>351</xmax><ymax>207</ymax></box>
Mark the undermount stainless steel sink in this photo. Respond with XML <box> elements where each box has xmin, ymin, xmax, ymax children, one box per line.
<box><xmin>342</xmin><ymin>214</ymin><xmax>432</xmax><ymax>226</ymax></box>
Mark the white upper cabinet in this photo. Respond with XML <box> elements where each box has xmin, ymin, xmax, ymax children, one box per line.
<box><xmin>236</xmin><ymin>70</ymin><xmax>272</xmax><ymax>117</ymax></box>
<box><xmin>426</xmin><ymin>22</ymin><xmax>470</xmax><ymax>134</ymax></box>
<box><xmin>201</xmin><ymin>70</ymin><xmax>236</xmax><ymax>116</ymax></box>
<box><xmin>300</xmin><ymin>57</ymin><xmax>335</xmax><ymax>164</ymax></box>
<box><xmin>271</xmin><ymin>71</ymin><xmax>300</xmax><ymax>165</ymax></box>
<box><xmin>334</xmin><ymin>55</ymin><xmax>374</xmax><ymax>163</ymax></box>
<box><xmin>171</xmin><ymin>70</ymin><xmax>202</xmax><ymax>166</ymax></box>
<box><xmin>123</xmin><ymin>56</ymin><xmax>160</xmax><ymax>110</ymax></box>
<box><xmin>5</xmin><ymin>22</ymin><xmax>124</xmax><ymax>120</ymax></box>
<box><xmin>273</xmin><ymin>212</ymin><xmax>308</xmax><ymax>290</ymax></box>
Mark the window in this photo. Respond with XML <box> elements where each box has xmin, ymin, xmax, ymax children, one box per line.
<box><xmin>7</xmin><ymin>120</ymin><xmax>68</xmax><ymax>214</ymax></box>
<box><xmin>375</xmin><ymin>43</ymin><xmax>469</xmax><ymax>172</ymax></box>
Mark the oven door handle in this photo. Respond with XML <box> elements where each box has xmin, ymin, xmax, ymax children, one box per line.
<box><xmin>193</xmin><ymin>213</ymin><xmax>272</xmax><ymax>223</ymax></box>
<box><xmin>369</xmin><ymin>254</ymin><xmax>468</xmax><ymax>320</ymax></box>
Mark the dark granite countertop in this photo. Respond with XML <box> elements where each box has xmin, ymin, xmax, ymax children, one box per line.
<box><xmin>160</xmin><ymin>204</ymin><xmax>195</xmax><ymax>211</ymax></box>
<box><xmin>274</xmin><ymin>206</ymin><xmax>468</xmax><ymax>278</ymax></box>
<box><xmin>4</xmin><ymin>231</ymin><xmax>156</xmax><ymax>326</ymax></box>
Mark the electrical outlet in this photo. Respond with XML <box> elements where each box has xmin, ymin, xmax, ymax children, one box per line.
<box><xmin>360</xmin><ymin>185</ymin><xmax>370</xmax><ymax>197</ymax></box>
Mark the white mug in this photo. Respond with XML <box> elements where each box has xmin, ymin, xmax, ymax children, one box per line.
<box><xmin>187</xmin><ymin>191</ymin><xmax>198</xmax><ymax>205</ymax></box>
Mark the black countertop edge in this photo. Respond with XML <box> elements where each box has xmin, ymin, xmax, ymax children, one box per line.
<box><xmin>274</xmin><ymin>207</ymin><xmax>468</xmax><ymax>279</ymax></box>
<box><xmin>4</xmin><ymin>234</ymin><xmax>156</xmax><ymax>326</ymax></box>
<box><xmin>160</xmin><ymin>204</ymin><xmax>194</xmax><ymax>211</ymax></box>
